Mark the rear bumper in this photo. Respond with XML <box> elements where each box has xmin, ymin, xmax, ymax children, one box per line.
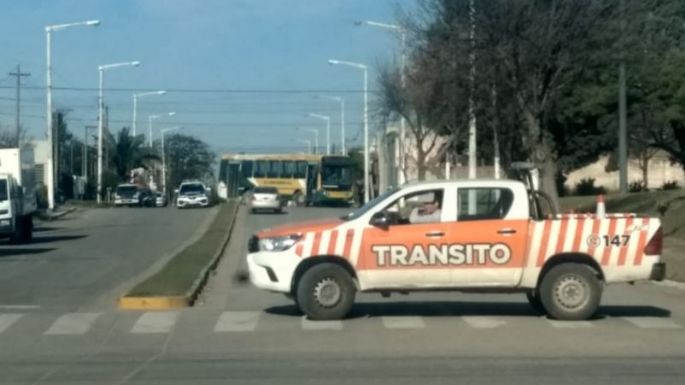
<box><xmin>251</xmin><ymin>201</ymin><xmax>281</xmax><ymax>210</ymax></box>
<box><xmin>650</xmin><ymin>262</ymin><xmax>666</xmax><ymax>281</ymax></box>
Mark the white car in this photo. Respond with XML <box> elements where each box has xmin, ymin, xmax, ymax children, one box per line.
<box><xmin>113</xmin><ymin>184</ymin><xmax>141</xmax><ymax>207</ymax></box>
<box><xmin>176</xmin><ymin>182</ymin><xmax>210</xmax><ymax>208</ymax></box>
<box><xmin>250</xmin><ymin>187</ymin><xmax>283</xmax><ymax>213</ymax></box>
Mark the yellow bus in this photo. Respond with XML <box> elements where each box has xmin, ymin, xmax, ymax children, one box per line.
<box><xmin>219</xmin><ymin>153</ymin><xmax>355</xmax><ymax>206</ymax></box>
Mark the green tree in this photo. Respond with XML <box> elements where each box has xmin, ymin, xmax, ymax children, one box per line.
<box><xmin>164</xmin><ymin>134</ymin><xmax>216</xmax><ymax>190</ymax></box>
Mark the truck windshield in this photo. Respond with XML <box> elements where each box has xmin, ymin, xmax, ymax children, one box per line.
<box><xmin>116</xmin><ymin>186</ymin><xmax>138</xmax><ymax>196</ymax></box>
<box><xmin>340</xmin><ymin>187</ymin><xmax>399</xmax><ymax>221</ymax></box>
<box><xmin>0</xmin><ymin>180</ymin><xmax>7</xmax><ymax>202</ymax></box>
<box><xmin>180</xmin><ymin>184</ymin><xmax>206</xmax><ymax>195</ymax></box>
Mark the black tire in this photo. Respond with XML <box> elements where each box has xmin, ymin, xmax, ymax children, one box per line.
<box><xmin>295</xmin><ymin>263</ymin><xmax>356</xmax><ymax>320</ymax></box>
<box><xmin>525</xmin><ymin>290</ymin><xmax>545</xmax><ymax>314</ymax></box>
<box><xmin>539</xmin><ymin>263</ymin><xmax>602</xmax><ymax>320</ymax></box>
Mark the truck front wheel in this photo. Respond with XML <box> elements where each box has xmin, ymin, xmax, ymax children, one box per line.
<box><xmin>295</xmin><ymin>263</ymin><xmax>356</xmax><ymax>320</ymax></box>
<box><xmin>539</xmin><ymin>263</ymin><xmax>602</xmax><ymax>320</ymax></box>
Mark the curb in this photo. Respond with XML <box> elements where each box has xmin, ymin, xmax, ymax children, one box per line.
<box><xmin>37</xmin><ymin>207</ymin><xmax>77</xmax><ymax>221</ymax></box>
<box><xmin>117</xmin><ymin>201</ymin><xmax>240</xmax><ymax>310</ymax></box>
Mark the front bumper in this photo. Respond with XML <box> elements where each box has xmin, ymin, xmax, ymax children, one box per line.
<box><xmin>247</xmin><ymin>250</ymin><xmax>301</xmax><ymax>293</ymax></box>
<box><xmin>177</xmin><ymin>197</ymin><xmax>209</xmax><ymax>207</ymax></box>
<box><xmin>114</xmin><ymin>198</ymin><xmax>139</xmax><ymax>205</ymax></box>
<box><xmin>650</xmin><ymin>262</ymin><xmax>666</xmax><ymax>281</ymax></box>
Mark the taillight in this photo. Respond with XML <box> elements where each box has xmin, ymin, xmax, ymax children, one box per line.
<box><xmin>644</xmin><ymin>226</ymin><xmax>663</xmax><ymax>256</ymax></box>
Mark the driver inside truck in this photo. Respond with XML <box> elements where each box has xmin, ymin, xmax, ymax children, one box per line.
<box><xmin>409</xmin><ymin>191</ymin><xmax>443</xmax><ymax>224</ymax></box>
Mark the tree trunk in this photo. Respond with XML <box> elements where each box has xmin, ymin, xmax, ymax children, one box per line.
<box><xmin>525</xmin><ymin>111</ymin><xmax>560</xmax><ymax>213</ymax></box>
<box><xmin>642</xmin><ymin>152</ymin><xmax>649</xmax><ymax>189</ymax></box>
<box><xmin>416</xmin><ymin>143</ymin><xmax>427</xmax><ymax>181</ymax></box>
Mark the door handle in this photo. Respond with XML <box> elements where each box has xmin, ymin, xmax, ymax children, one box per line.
<box><xmin>497</xmin><ymin>228</ymin><xmax>517</xmax><ymax>235</ymax></box>
<box><xmin>425</xmin><ymin>231</ymin><xmax>444</xmax><ymax>238</ymax></box>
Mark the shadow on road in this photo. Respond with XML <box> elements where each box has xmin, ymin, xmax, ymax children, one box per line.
<box><xmin>0</xmin><ymin>248</ymin><xmax>56</xmax><ymax>257</ymax></box>
<box><xmin>265</xmin><ymin>301</ymin><xmax>672</xmax><ymax>320</ymax></box>
<box><xmin>33</xmin><ymin>226</ymin><xmax>64</xmax><ymax>232</ymax></box>
<box><xmin>28</xmin><ymin>235</ymin><xmax>87</xmax><ymax>244</ymax></box>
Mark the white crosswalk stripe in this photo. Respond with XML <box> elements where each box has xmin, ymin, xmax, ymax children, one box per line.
<box><xmin>381</xmin><ymin>316</ymin><xmax>426</xmax><ymax>329</ymax></box>
<box><xmin>0</xmin><ymin>314</ymin><xmax>23</xmax><ymax>334</ymax></box>
<box><xmin>130</xmin><ymin>311</ymin><xmax>179</xmax><ymax>334</ymax></box>
<box><xmin>621</xmin><ymin>317</ymin><xmax>682</xmax><ymax>329</ymax></box>
<box><xmin>44</xmin><ymin>312</ymin><xmax>101</xmax><ymax>335</ymax></box>
<box><xmin>301</xmin><ymin>317</ymin><xmax>343</xmax><ymax>331</ymax></box>
<box><xmin>547</xmin><ymin>319</ymin><xmax>594</xmax><ymax>328</ymax></box>
<box><xmin>462</xmin><ymin>316</ymin><xmax>506</xmax><ymax>328</ymax></box>
<box><xmin>214</xmin><ymin>311</ymin><xmax>260</xmax><ymax>332</ymax></box>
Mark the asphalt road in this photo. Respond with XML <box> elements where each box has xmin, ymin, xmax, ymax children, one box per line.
<box><xmin>0</xmin><ymin>205</ymin><xmax>215</xmax><ymax>311</ymax></box>
<box><xmin>0</xmin><ymin>205</ymin><xmax>684</xmax><ymax>384</ymax></box>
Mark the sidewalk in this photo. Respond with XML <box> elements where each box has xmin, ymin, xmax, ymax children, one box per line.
<box><xmin>663</xmin><ymin>237</ymin><xmax>685</xmax><ymax>282</ymax></box>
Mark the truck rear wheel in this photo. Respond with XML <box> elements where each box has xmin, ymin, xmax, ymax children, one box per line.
<box><xmin>540</xmin><ymin>263</ymin><xmax>602</xmax><ymax>320</ymax></box>
<box><xmin>295</xmin><ymin>263</ymin><xmax>355</xmax><ymax>320</ymax></box>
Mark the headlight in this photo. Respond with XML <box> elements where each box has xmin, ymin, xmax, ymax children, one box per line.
<box><xmin>258</xmin><ymin>234</ymin><xmax>301</xmax><ymax>252</ymax></box>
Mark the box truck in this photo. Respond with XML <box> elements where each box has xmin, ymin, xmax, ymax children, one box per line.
<box><xmin>0</xmin><ymin>147</ymin><xmax>37</xmax><ymax>243</ymax></box>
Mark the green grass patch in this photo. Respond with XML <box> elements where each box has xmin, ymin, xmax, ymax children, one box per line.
<box><xmin>127</xmin><ymin>201</ymin><xmax>238</xmax><ymax>297</ymax></box>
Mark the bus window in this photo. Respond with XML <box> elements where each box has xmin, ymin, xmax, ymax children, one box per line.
<box><xmin>295</xmin><ymin>161</ymin><xmax>307</xmax><ymax>178</ymax></box>
<box><xmin>240</xmin><ymin>160</ymin><xmax>254</xmax><ymax>178</ymax></box>
<box><xmin>283</xmin><ymin>161</ymin><xmax>296</xmax><ymax>178</ymax></box>
<box><xmin>256</xmin><ymin>160</ymin><xmax>269</xmax><ymax>178</ymax></box>
<box><xmin>268</xmin><ymin>160</ymin><xmax>282</xmax><ymax>178</ymax></box>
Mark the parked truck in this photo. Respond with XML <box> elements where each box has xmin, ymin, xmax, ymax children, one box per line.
<box><xmin>0</xmin><ymin>147</ymin><xmax>37</xmax><ymax>243</ymax></box>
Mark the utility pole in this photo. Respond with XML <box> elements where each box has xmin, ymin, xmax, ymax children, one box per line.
<box><xmin>8</xmin><ymin>65</ymin><xmax>30</xmax><ymax>146</ymax></box>
<box><xmin>618</xmin><ymin>0</ymin><xmax>628</xmax><ymax>193</ymax></box>
<box><xmin>467</xmin><ymin>0</ymin><xmax>478</xmax><ymax>179</ymax></box>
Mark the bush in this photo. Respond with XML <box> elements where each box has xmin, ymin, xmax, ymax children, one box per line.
<box><xmin>629</xmin><ymin>181</ymin><xmax>648</xmax><ymax>193</ymax></box>
<box><xmin>575</xmin><ymin>178</ymin><xmax>607</xmax><ymax>196</ymax></box>
<box><xmin>662</xmin><ymin>181</ymin><xmax>680</xmax><ymax>190</ymax></box>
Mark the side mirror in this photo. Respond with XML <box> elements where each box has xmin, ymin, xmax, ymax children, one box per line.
<box><xmin>174</xmin><ymin>189</ymin><xmax>179</xmax><ymax>194</ymax></box>
<box><xmin>370</xmin><ymin>212</ymin><xmax>390</xmax><ymax>231</ymax></box>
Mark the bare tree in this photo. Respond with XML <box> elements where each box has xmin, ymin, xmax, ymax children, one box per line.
<box><xmin>377</xmin><ymin>65</ymin><xmax>443</xmax><ymax>181</ymax></box>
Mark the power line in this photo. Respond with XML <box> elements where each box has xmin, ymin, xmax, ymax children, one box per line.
<box><xmin>0</xmin><ymin>85</ymin><xmax>378</xmax><ymax>94</ymax></box>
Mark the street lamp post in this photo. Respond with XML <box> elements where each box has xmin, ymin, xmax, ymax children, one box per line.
<box><xmin>45</xmin><ymin>19</ymin><xmax>100</xmax><ymax>210</ymax></box>
<box><xmin>148</xmin><ymin>112</ymin><xmax>176</xmax><ymax>147</ymax></box>
<box><xmin>317</xmin><ymin>96</ymin><xmax>345</xmax><ymax>155</ymax></box>
<box><xmin>97</xmin><ymin>61</ymin><xmax>141</xmax><ymax>204</ymax></box>
<box><xmin>328</xmin><ymin>59</ymin><xmax>369</xmax><ymax>203</ymax></box>
<box><xmin>296</xmin><ymin>139</ymin><xmax>312</xmax><ymax>154</ymax></box>
<box><xmin>357</xmin><ymin>20</ymin><xmax>406</xmax><ymax>185</ymax></box>
<box><xmin>297</xmin><ymin>127</ymin><xmax>319</xmax><ymax>154</ymax></box>
<box><xmin>132</xmin><ymin>90</ymin><xmax>166</xmax><ymax>136</ymax></box>
<box><xmin>160</xmin><ymin>126</ymin><xmax>181</xmax><ymax>196</ymax></box>
<box><xmin>307</xmin><ymin>113</ymin><xmax>331</xmax><ymax>155</ymax></box>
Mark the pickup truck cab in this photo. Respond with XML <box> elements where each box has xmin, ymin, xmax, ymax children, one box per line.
<box><xmin>247</xmin><ymin>179</ymin><xmax>665</xmax><ymax>320</ymax></box>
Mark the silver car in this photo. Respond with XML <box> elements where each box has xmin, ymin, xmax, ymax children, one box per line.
<box><xmin>250</xmin><ymin>187</ymin><xmax>283</xmax><ymax>213</ymax></box>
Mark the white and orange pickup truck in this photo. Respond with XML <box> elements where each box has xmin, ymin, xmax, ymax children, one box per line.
<box><xmin>247</xmin><ymin>180</ymin><xmax>665</xmax><ymax>320</ymax></box>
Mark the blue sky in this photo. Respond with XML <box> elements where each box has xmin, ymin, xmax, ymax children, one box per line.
<box><xmin>0</xmin><ymin>0</ymin><xmax>413</xmax><ymax>154</ymax></box>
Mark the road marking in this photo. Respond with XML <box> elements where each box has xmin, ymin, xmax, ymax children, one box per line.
<box><xmin>0</xmin><ymin>305</ymin><xmax>40</xmax><ymax>310</ymax></box>
<box><xmin>130</xmin><ymin>311</ymin><xmax>179</xmax><ymax>334</ymax></box>
<box><xmin>0</xmin><ymin>314</ymin><xmax>23</xmax><ymax>334</ymax></box>
<box><xmin>547</xmin><ymin>319</ymin><xmax>594</xmax><ymax>328</ymax></box>
<box><xmin>44</xmin><ymin>312</ymin><xmax>102</xmax><ymax>335</ymax></box>
<box><xmin>622</xmin><ymin>317</ymin><xmax>682</xmax><ymax>329</ymax></box>
<box><xmin>381</xmin><ymin>316</ymin><xmax>426</xmax><ymax>329</ymax></box>
<box><xmin>462</xmin><ymin>316</ymin><xmax>506</xmax><ymax>328</ymax></box>
<box><xmin>301</xmin><ymin>317</ymin><xmax>343</xmax><ymax>331</ymax></box>
<box><xmin>214</xmin><ymin>311</ymin><xmax>260</xmax><ymax>332</ymax></box>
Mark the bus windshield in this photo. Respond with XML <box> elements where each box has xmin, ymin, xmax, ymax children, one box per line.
<box><xmin>321</xmin><ymin>165</ymin><xmax>352</xmax><ymax>187</ymax></box>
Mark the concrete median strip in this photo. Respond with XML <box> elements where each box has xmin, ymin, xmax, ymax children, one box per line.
<box><xmin>117</xmin><ymin>201</ymin><xmax>239</xmax><ymax>310</ymax></box>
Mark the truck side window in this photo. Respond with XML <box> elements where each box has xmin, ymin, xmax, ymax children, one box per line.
<box><xmin>0</xmin><ymin>180</ymin><xmax>7</xmax><ymax>202</ymax></box>
<box><xmin>457</xmin><ymin>188</ymin><xmax>514</xmax><ymax>221</ymax></box>
<box><xmin>381</xmin><ymin>189</ymin><xmax>444</xmax><ymax>225</ymax></box>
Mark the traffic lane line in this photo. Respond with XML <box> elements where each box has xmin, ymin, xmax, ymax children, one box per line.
<box><xmin>44</xmin><ymin>312</ymin><xmax>102</xmax><ymax>335</ymax></box>
<box><xmin>214</xmin><ymin>311</ymin><xmax>260</xmax><ymax>332</ymax></box>
<box><xmin>130</xmin><ymin>311</ymin><xmax>179</xmax><ymax>334</ymax></box>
